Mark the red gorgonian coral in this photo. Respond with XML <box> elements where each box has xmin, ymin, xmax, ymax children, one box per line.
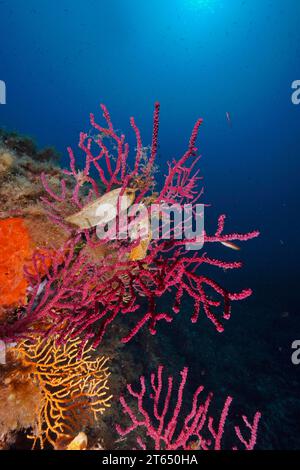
<box><xmin>116</xmin><ymin>365</ymin><xmax>261</xmax><ymax>450</ymax></box>
<box><xmin>0</xmin><ymin>103</ymin><xmax>259</xmax><ymax>347</ymax></box>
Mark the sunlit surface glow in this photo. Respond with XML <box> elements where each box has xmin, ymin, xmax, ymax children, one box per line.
<box><xmin>185</xmin><ymin>0</ymin><xmax>218</xmax><ymax>11</ymax></box>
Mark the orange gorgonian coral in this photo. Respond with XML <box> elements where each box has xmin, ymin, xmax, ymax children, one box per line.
<box><xmin>11</xmin><ymin>336</ymin><xmax>112</xmax><ymax>449</ymax></box>
<box><xmin>0</xmin><ymin>218</ymin><xmax>31</xmax><ymax>308</ymax></box>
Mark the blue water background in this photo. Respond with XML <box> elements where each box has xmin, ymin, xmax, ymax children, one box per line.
<box><xmin>1</xmin><ymin>0</ymin><xmax>300</xmax><ymax>449</ymax></box>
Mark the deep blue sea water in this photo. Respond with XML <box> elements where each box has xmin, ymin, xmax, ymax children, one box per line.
<box><xmin>0</xmin><ymin>0</ymin><xmax>300</xmax><ymax>449</ymax></box>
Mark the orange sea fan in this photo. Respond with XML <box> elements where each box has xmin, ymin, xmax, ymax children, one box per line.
<box><xmin>11</xmin><ymin>336</ymin><xmax>112</xmax><ymax>449</ymax></box>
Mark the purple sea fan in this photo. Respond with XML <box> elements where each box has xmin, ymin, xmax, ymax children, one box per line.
<box><xmin>116</xmin><ymin>365</ymin><xmax>262</xmax><ymax>450</ymax></box>
<box><xmin>0</xmin><ymin>235</ymin><xmax>140</xmax><ymax>347</ymax></box>
<box><xmin>0</xmin><ymin>104</ymin><xmax>259</xmax><ymax>347</ymax></box>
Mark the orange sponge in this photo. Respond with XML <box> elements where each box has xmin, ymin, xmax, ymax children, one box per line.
<box><xmin>0</xmin><ymin>218</ymin><xmax>32</xmax><ymax>307</ymax></box>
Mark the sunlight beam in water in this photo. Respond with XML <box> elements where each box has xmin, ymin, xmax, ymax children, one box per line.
<box><xmin>185</xmin><ymin>0</ymin><xmax>218</xmax><ymax>11</ymax></box>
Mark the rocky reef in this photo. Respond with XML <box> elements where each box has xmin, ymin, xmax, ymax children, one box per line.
<box><xmin>0</xmin><ymin>105</ymin><xmax>261</xmax><ymax>450</ymax></box>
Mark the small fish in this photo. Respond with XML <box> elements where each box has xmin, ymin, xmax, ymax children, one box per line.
<box><xmin>188</xmin><ymin>438</ymin><xmax>203</xmax><ymax>450</ymax></box>
<box><xmin>0</xmin><ymin>341</ymin><xmax>6</xmax><ymax>365</ymax></box>
<box><xmin>66</xmin><ymin>432</ymin><xmax>88</xmax><ymax>450</ymax></box>
<box><xmin>129</xmin><ymin>214</ymin><xmax>151</xmax><ymax>261</ymax></box>
<box><xmin>221</xmin><ymin>241</ymin><xmax>240</xmax><ymax>251</ymax></box>
<box><xmin>226</xmin><ymin>111</ymin><xmax>232</xmax><ymax>126</ymax></box>
<box><xmin>65</xmin><ymin>187</ymin><xmax>135</xmax><ymax>230</ymax></box>
<box><xmin>129</xmin><ymin>238</ymin><xmax>151</xmax><ymax>261</ymax></box>
<box><xmin>27</xmin><ymin>279</ymin><xmax>47</xmax><ymax>296</ymax></box>
<box><xmin>0</xmin><ymin>341</ymin><xmax>16</xmax><ymax>365</ymax></box>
